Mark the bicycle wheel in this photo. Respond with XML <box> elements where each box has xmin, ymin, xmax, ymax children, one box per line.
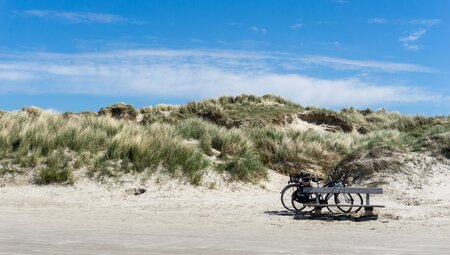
<box><xmin>352</xmin><ymin>193</ymin><xmax>363</xmax><ymax>213</ymax></box>
<box><xmin>280</xmin><ymin>184</ymin><xmax>301</xmax><ymax>212</ymax></box>
<box><xmin>334</xmin><ymin>193</ymin><xmax>354</xmax><ymax>213</ymax></box>
<box><xmin>292</xmin><ymin>193</ymin><xmax>317</xmax><ymax>213</ymax></box>
<box><xmin>323</xmin><ymin>193</ymin><xmax>338</xmax><ymax>213</ymax></box>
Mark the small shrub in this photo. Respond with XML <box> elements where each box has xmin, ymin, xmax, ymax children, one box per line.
<box><xmin>37</xmin><ymin>167</ymin><xmax>74</xmax><ymax>184</ymax></box>
<box><xmin>35</xmin><ymin>150</ymin><xmax>73</xmax><ymax>184</ymax></box>
<box><xmin>220</xmin><ymin>157</ymin><xmax>265</xmax><ymax>182</ymax></box>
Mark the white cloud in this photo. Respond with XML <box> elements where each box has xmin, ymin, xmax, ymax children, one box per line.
<box><xmin>290</xmin><ymin>23</ymin><xmax>303</xmax><ymax>30</ymax></box>
<box><xmin>0</xmin><ymin>70</ymin><xmax>34</xmax><ymax>81</ymax></box>
<box><xmin>250</xmin><ymin>26</ymin><xmax>268</xmax><ymax>35</ymax></box>
<box><xmin>398</xmin><ymin>19</ymin><xmax>440</xmax><ymax>50</ymax></box>
<box><xmin>368</xmin><ymin>18</ymin><xmax>387</xmax><ymax>24</ymax></box>
<box><xmin>367</xmin><ymin>17</ymin><xmax>439</xmax><ymax>50</ymax></box>
<box><xmin>400</xmin><ymin>29</ymin><xmax>427</xmax><ymax>42</ymax></box>
<box><xmin>400</xmin><ymin>29</ymin><xmax>427</xmax><ymax>50</ymax></box>
<box><xmin>15</xmin><ymin>10</ymin><xmax>134</xmax><ymax>24</ymax></box>
<box><xmin>368</xmin><ymin>18</ymin><xmax>441</xmax><ymax>26</ymax></box>
<box><xmin>410</xmin><ymin>19</ymin><xmax>441</xmax><ymax>26</ymax></box>
<box><xmin>0</xmin><ymin>49</ymin><xmax>439</xmax><ymax>107</ymax></box>
<box><xmin>301</xmin><ymin>55</ymin><xmax>433</xmax><ymax>73</ymax></box>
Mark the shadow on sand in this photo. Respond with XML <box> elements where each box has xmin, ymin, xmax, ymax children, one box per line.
<box><xmin>264</xmin><ymin>210</ymin><xmax>378</xmax><ymax>222</ymax></box>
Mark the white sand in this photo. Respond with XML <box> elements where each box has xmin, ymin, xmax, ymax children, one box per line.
<box><xmin>287</xmin><ymin>115</ymin><xmax>327</xmax><ymax>132</ymax></box>
<box><xmin>1</xmin><ymin>157</ymin><xmax>449</xmax><ymax>255</ymax></box>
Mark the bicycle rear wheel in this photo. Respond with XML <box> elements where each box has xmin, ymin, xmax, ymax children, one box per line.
<box><xmin>334</xmin><ymin>193</ymin><xmax>354</xmax><ymax>213</ymax></box>
<box><xmin>292</xmin><ymin>193</ymin><xmax>317</xmax><ymax>213</ymax></box>
<box><xmin>323</xmin><ymin>193</ymin><xmax>339</xmax><ymax>213</ymax></box>
<box><xmin>352</xmin><ymin>193</ymin><xmax>363</xmax><ymax>213</ymax></box>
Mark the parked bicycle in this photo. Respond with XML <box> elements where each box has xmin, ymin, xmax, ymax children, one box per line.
<box><xmin>280</xmin><ymin>172</ymin><xmax>363</xmax><ymax>213</ymax></box>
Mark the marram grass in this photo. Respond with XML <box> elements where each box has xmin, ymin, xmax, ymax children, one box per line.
<box><xmin>0</xmin><ymin>95</ymin><xmax>448</xmax><ymax>185</ymax></box>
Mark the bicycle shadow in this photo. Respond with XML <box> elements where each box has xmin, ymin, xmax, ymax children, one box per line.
<box><xmin>264</xmin><ymin>210</ymin><xmax>378</xmax><ymax>222</ymax></box>
<box><xmin>263</xmin><ymin>210</ymin><xmax>297</xmax><ymax>217</ymax></box>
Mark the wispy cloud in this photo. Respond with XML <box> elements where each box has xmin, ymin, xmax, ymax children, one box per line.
<box><xmin>400</xmin><ymin>29</ymin><xmax>427</xmax><ymax>50</ymax></box>
<box><xmin>368</xmin><ymin>17</ymin><xmax>440</xmax><ymax>50</ymax></box>
<box><xmin>368</xmin><ymin>18</ymin><xmax>441</xmax><ymax>26</ymax></box>
<box><xmin>250</xmin><ymin>26</ymin><xmax>268</xmax><ymax>35</ymax></box>
<box><xmin>0</xmin><ymin>49</ymin><xmax>438</xmax><ymax>107</ymax></box>
<box><xmin>401</xmin><ymin>19</ymin><xmax>441</xmax><ymax>50</ymax></box>
<box><xmin>0</xmin><ymin>70</ymin><xmax>34</xmax><ymax>81</ymax></box>
<box><xmin>410</xmin><ymin>19</ymin><xmax>441</xmax><ymax>26</ymax></box>
<box><xmin>368</xmin><ymin>18</ymin><xmax>387</xmax><ymax>24</ymax></box>
<box><xmin>301</xmin><ymin>55</ymin><xmax>433</xmax><ymax>73</ymax></box>
<box><xmin>15</xmin><ymin>10</ymin><xmax>137</xmax><ymax>24</ymax></box>
<box><xmin>290</xmin><ymin>23</ymin><xmax>303</xmax><ymax>30</ymax></box>
<box><xmin>400</xmin><ymin>29</ymin><xmax>427</xmax><ymax>42</ymax></box>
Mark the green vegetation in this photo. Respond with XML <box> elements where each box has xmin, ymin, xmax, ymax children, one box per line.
<box><xmin>0</xmin><ymin>94</ymin><xmax>448</xmax><ymax>185</ymax></box>
<box><xmin>175</xmin><ymin>118</ymin><xmax>265</xmax><ymax>181</ymax></box>
<box><xmin>0</xmin><ymin>110</ymin><xmax>209</xmax><ymax>184</ymax></box>
<box><xmin>141</xmin><ymin>94</ymin><xmax>303</xmax><ymax>127</ymax></box>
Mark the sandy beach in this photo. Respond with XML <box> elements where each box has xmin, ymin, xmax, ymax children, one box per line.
<box><xmin>1</xmin><ymin>168</ymin><xmax>449</xmax><ymax>255</ymax></box>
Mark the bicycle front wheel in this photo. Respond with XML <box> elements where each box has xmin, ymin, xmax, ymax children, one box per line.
<box><xmin>280</xmin><ymin>184</ymin><xmax>301</xmax><ymax>212</ymax></box>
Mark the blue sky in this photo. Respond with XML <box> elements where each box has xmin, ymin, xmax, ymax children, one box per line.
<box><xmin>0</xmin><ymin>0</ymin><xmax>449</xmax><ymax>115</ymax></box>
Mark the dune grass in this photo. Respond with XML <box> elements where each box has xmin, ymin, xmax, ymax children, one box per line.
<box><xmin>246</xmin><ymin>126</ymin><xmax>415</xmax><ymax>178</ymax></box>
<box><xmin>37</xmin><ymin>150</ymin><xmax>74</xmax><ymax>184</ymax></box>
<box><xmin>141</xmin><ymin>94</ymin><xmax>303</xmax><ymax>127</ymax></box>
<box><xmin>175</xmin><ymin>118</ymin><xmax>265</xmax><ymax>181</ymax></box>
<box><xmin>0</xmin><ymin>110</ymin><xmax>209</xmax><ymax>184</ymax></box>
<box><xmin>0</xmin><ymin>95</ymin><xmax>448</xmax><ymax>185</ymax></box>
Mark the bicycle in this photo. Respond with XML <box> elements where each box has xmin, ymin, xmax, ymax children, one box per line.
<box><xmin>280</xmin><ymin>172</ymin><xmax>363</xmax><ymax>213</ymax></box>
